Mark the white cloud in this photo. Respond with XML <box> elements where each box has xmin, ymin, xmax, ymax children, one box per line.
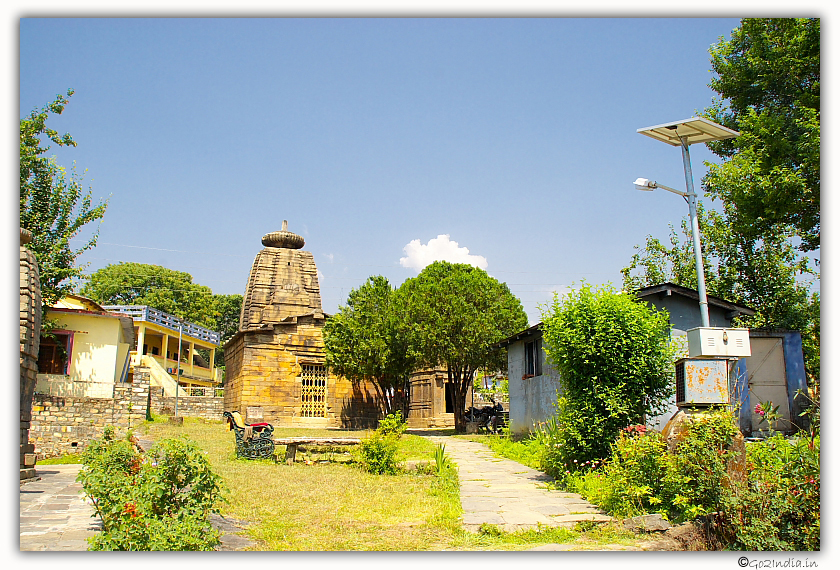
<box><xmin>399</xmin><ymin>234</ymin><xmax>488</xmax><ymax>272</ymax></box>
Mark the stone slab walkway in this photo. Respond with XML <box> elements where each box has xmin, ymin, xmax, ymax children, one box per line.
<box><xmin>19</xmin><ymin>464</ymin><xmax>102</xmax><ymax>551</ymax></box>
<box><xmin>426</xmin><ymin>436</ymin><xmax>612</xmax><ymax>533</ymax></box>
<box><xmin>20</xmin><ymin>435</ymin><xmax>255</xmax><ymax>551</ymax></box>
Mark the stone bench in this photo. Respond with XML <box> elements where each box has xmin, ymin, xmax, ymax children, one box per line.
<box><xmin>274</xmin><ymin>437</ymin><xmax>361</xmax><ymax>465</ymax></box>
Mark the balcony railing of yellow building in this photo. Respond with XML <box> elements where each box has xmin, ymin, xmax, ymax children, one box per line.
<box><xmin>103</xmin><ymin>305</ymin><xmax>221</xmax><ymax>345</ymax></box>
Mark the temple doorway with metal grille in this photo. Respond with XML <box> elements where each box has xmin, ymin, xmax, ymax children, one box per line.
<box><xmin>300</xmin><ymin>364</ymin><xmax>328</xmax><ymax>418</ymax></box>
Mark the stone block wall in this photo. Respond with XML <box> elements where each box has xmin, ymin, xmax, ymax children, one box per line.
<box><xmin>30</xmin><ymin>371</ymin><xmax>150</xmax><ymax>459</ymax></box>
<box><xmin>20</xmin><ymin>231</ymin><xmax>41</xmax><ymax>477</ymax></box>
<box><xmin>150</xmin><ymin>388</ymin><xmax>224</xmax><ymax>420</ymax></box>
<box><xmin>224</xmin><ymin>317</ymin><xmax>380</xmax><ymax>428</ymax></box>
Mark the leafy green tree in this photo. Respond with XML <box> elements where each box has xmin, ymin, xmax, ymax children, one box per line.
<box><xmin>324</xmin><ymin>276</ymin><xmax>416</xmax><ymax>417</ymax></box>
<box><xmin>540</xmin><ymin>283</ymin><xmax>675</xmax><ymax>469</ymax></box>
<box><xmin>703</xmin><ymin>18</ymin><xmax>820</xmax><ymax>252</ymax></box>
<box><xmin>81</xmin><ymin>262</ymin><xmax>216</xmax><ymax>329</ymax></box>
<box><xmin>211</xmin><ymin>294</ymin><xmax>243</xmax><ymax>368</ymax></box>
<box><xmin>623</xmin><ymin>18</ymin><xmax>821</xmax><ymax>387</ymax></box>
<box><xmin>20</xmin><ymin>89</ymin><xmax>108</xmax><ymax>307</ymax></box>
<box><xmin>621</xmin><ymin>202</ymin><xmax>820</xmax><ymax>385</ymax></box>
<box><xmin>399</xmin><ymin>262</ymin><xmax>528</xmax><ymax>432</ymax></box>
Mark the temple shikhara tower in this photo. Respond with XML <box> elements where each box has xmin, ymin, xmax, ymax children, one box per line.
<box><xmin>223</xmin><ymin>222</ymin><xmax>379</xmax><ymax>427</ymax></box>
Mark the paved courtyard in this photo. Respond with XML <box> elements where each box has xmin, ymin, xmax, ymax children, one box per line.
<box><xmin>19</xmin><ymin>439</ymin><xmax>254</xmax><ymax>552</ymax></box>
<box><xmin>426</xmin><ymin>436</ymin><xmax>612</xmax><ymax>533</ymax></box>
<box><xmin>19</xmin><ymin>464</ymin><xmax>101</xmax><ymax>551</ymax></box>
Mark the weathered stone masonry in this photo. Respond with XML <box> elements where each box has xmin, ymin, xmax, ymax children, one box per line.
<box><xmin>20</xmin><ymin>228</ymin><xmax>41</xmax><ymax>478</ymax></box>
<box><xmin>30</xmin><ymin>369</ymin><xmax>225</xmax><ymax>458</ymax></box>
<box><xmin>149</xmin><ymin>390</ymin><xmax>224</xmax><ymax>420</ymax></box>
<box><xmin>224</xmin><ymin>223</ymin><xmax>380</xmax><ymax>427</ymax></box>
<box><xmin>30</xmin><ymin>370</ymin><xmax>151</xmax><ymax>459</ymax></box>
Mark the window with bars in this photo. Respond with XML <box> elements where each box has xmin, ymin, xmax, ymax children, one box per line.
<box><xmin>525</xmin><ymin>339</ymin><xmax>542</xmax><ymax>377</ymax></box>
<box><xmin>300</xmin><ymin>364</ymin><xmax>328</xmax><ymax>418</ymax></box>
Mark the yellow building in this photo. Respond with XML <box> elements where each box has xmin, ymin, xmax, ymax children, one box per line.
<box><xmin>103</xmin><ymin>305</ymin><xmax>222</xmax><ymax>393</ymax></box>
<box><xmin>36</xmin><ymin>295</ymin><xmax>135</xmax><ymax>398</ymax></box>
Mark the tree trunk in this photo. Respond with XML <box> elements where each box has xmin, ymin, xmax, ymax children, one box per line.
<box><xmin>400</xmin><ymin>378</ymin><xmax>410</xmax><ymax>421</ymax></box>
<box><xmin>450</xmin><ymin>365</ymin><xmax>473</xmax><ymax>433</ymax></box>
<box><xmin>372</xmin><ymin>380</ymin><xmax>390</xmax><ymax>418</ymax></box>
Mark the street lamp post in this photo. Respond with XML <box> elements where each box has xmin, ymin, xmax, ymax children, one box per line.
<box><xmin>636</xmin><ymin>117</ymin><xmax>739</xmax><ymax>328</ymax></box>
<box><xmin>175</xmin><ymin>319</ymin><xmax>183</xmax><ymax>418</ymax></box>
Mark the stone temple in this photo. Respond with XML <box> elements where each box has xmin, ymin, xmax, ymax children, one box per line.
<box><xmin>223</xmin><ymin>222</ymin><xmax>380</xmax><ymax>427</ymax></box>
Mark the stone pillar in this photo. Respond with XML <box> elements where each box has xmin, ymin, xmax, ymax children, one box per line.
<box><xmin>20</xmin><ymin>228</ymin><xmax>41</xmax><ymax>480</ymax></box>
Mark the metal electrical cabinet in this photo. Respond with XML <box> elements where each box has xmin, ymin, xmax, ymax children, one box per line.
<box><xmin>675</xmin><ymin>358</ymin><xmax>731</xmax><ymax>406</ymax></box>
<box><xmin>687</xmin><ymin>327</ymin><xmax>751</xmax><ymax>358</ymax></box>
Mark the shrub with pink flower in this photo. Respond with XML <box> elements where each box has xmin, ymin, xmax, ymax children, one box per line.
<box><xmin>622</xmin><ymin>424</ymin><xmax>648</xmax><ymax>437</ymax></box>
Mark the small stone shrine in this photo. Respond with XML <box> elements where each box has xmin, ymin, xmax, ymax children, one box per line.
<box><xmin>223</xmin><ymin>221</ymin><xmax>380</xmax><ymax>427</ymax></box>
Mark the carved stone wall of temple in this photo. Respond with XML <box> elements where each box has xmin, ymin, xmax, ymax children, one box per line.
<box><xmin>20</xmin><ymin>228</ymin><xmax>41</xmax><ymax>479</ymax></box>
<box><xmin>224</xmin><ymin>222</ymin><xmax>380</xmax><ymax>427</ymax></box>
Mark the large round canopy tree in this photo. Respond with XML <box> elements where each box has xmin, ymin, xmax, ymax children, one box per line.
<box><xmin>400</xmin><ymin>261</ymin><xmax>528</xmax><ymax>432</ymax></box>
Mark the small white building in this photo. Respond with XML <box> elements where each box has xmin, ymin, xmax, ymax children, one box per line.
<box><xmin>492</xmin><ymin>323</ymin><xmax>561</xmax><ymax>436</ymax></box>
<box><xmin>498</xmin><ymin>284</ymin><xmax>806</xmax><ymax>438</ymax></box>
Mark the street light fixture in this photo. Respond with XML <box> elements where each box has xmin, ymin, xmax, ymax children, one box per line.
<box><xmin>633</xmin><ymin>178</ymin><xmax>687</xmax><ymax>197</ymax></box>
<box><xmin>636</xmin><ymin>117</ymin><xmax>739</xmax><ymax>328</ymax></box>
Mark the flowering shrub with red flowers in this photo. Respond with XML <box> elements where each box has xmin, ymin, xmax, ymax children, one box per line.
<box><xmin>754</xmin><ymin>400</ymin><xmax>783</xmax><ymax>433</ymax></box>
<box><xmin>78</xmin><ymin>427</ymin><xmax>225</xmax><ymax>551</ymax></box>
<box><xmin>717</xmin><ymin>394</ymin><xmax>820</xmax><ymax>550</ymax></box>
<box><xmin>622</xmin><ymin>424</ymin><xmax>648</xmax><ymax>437</ymax></box>
<box><xmin>556</xmin><ymin>404</ymin><xmax>820</xmax><ymax>550</ymax></box>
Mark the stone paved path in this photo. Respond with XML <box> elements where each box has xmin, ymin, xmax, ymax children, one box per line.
<box><xmin>426</xmin><ymin>436</ymin><xmax>612</xmax><ymax>533</ymax></box>
<box><xmin>19</xmin><ymin>436</ymin><xmax>255</xmax><ymax>551</ymax></box>
<box><xmin>19</xmin><ymin>464</ymin><xmax>102</xmax><ymax>551</ymax></box>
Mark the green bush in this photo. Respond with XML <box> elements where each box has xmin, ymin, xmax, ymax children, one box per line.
<box><xmin>718</xmin><ymin>433</ymin><xmax>820</xmax><ymax>550</ymax></box>
<box><xmin>563</xmin><ymin>406</ymin><xmax>819</xmax><ymax>550</ymax></box>
<box><xmin>78</xmin><ymin>429</ymin><xmax>225</xmax><ymax>551</ymax></box>
<box><xmin>377</xmin><ymin>410</ymin><xmax>408</xmax><ymax>437</ymax></box>
<box><xmin>358</xmin><ymin>431</ymin><xmax>401</xmax><ymax>475</ymax></box>
<box><xmin>358</xmin><ymin>411</ymin><xmax>408</xmax><ymax>475</ymax></box>
<box><xmin>585</xmin><ymin>429</ymin><xmax>668</xmax><ymax>519</ymax></box>
<box><xmin>540</xmin><ymin>283</ymin><xmax>674</xmax><ymax>468</ymax></box>
<box><xmin>660</xmin><ymin>408</ymin><xmax>739</xmax><ymax>522</ymax></box>
<box><xmin>568</xmin><ymin>408</ymin><xmax>738</xmax><ymax>523</ymax></box>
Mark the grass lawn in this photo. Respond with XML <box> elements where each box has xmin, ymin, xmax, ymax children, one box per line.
<box><xmin>144</xmin><ymin>419</ymin><xmax>460</xmax><ymax>550</ymax></box>
<box><xmin>37</xmin><ymin>453</ymin><xmax>84</xmax><ymax>465</ymax></box>
<box><xmin>456</xmin><ymin>432</ymin><xmax>544</xmax><ymax>471</ymax></box>
<box><xmin>141</xmin><ymin>419</ymin><xmax>645</xmax><ymax>551</ymax></box>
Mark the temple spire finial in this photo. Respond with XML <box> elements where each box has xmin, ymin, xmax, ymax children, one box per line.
<box><xmin>261</xmin><ymin>221</ymin><xmax>305</xmax><ymax>249</ymax></box>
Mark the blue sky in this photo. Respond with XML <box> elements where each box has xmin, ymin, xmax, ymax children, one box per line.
<box><xmin>17</xmin><ymin>16</ymin><xmax>786</xmax><ymax>324</ymax></box>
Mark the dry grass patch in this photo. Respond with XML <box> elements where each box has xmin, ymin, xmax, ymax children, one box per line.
<box><xmin>145</xmin><ymin>419</ymin><xmax>458</xmax><ymax>550</ymax></box>
<box><xmin>142</xmin><ymin>420</ymin><xmax>649</xmax><ymax>551</ymax></box>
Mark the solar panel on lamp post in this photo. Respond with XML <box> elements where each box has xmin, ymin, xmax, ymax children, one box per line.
<box><xmin>636</xmin><ymin>117</ymin><xmax>739</xmax><ymax>328</ymax></box>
